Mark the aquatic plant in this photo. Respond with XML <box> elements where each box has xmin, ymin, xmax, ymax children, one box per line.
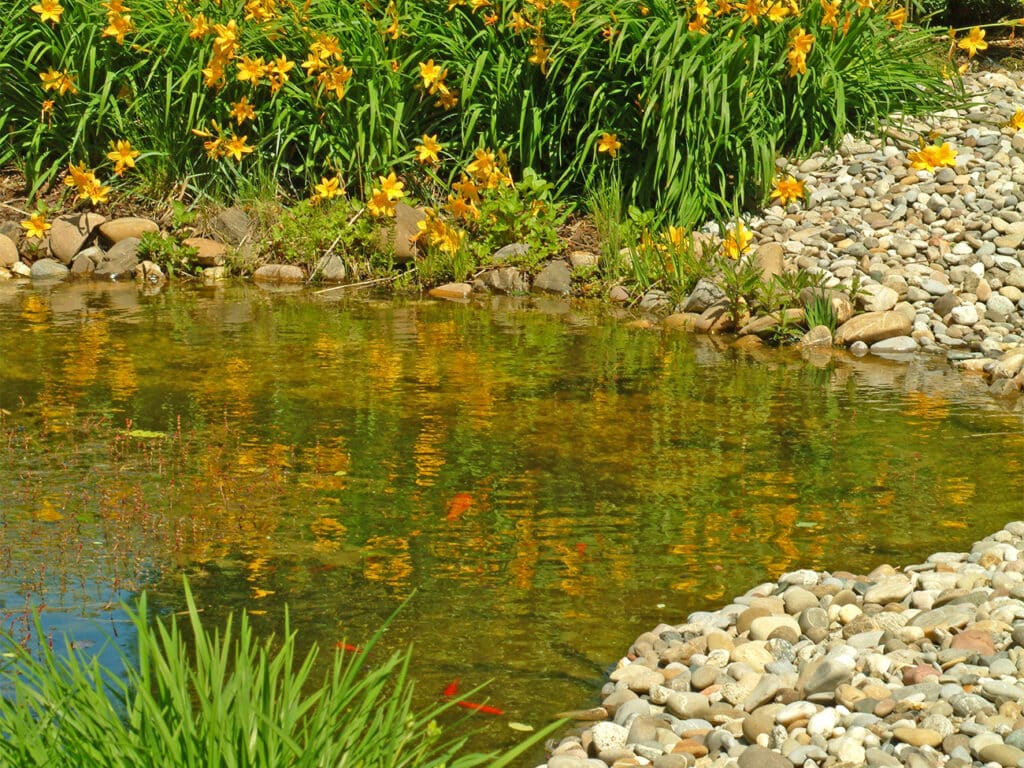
<box><xmin>0</xmin><ymin>581</ymin><xmax>557</xmax><ymax>767</ymax></box>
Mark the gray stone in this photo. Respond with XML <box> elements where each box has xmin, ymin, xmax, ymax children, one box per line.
<box><xmin>858</xmin><ymin>283</ymin><xmax>899</xmax><ymax>312</ymax></box>
<box><xmin>29</xmin><ymin>258</ymin><xmax>69</xmax><ymax>280</ymax></box>
<box><xmin>314</xmin><ymin>254</ymin><xmax>347</xmax><ymax>282</ymax></box>
<box><xmin>475</xmin><ymin>265</ymin><xmax>532</xmax><ymax>293</ymax></box>
<box><xmin>682</xmin><ymin>278</ymin><xmax>726</xmax><ymax>313</ymax></box>
<box><xmin>589</xmin><ymin>721</ymin><xmax>628</xmax><ymax>753</ymax></box>
<box><xmin>93</xmin><ymin>238</ymin><xmax>140</xmax><ymax>279</ymax></box>
<box><xmin>798</xmin><ymin>655</ymin><xmax>854</xmax><ymax>698</ymax></box>
<box><xmin>211</xmin><ymin>206</ymin><xmax>251</xmax><ymax>246</ymax></box>
<box><xmin>490</xmin><ymin>242</ymin><xmax>530</xmax><ymax>264</ymax></box>
<box><xmin>870</xmin><ymin>336</ymin><xmax>918</xmax><ymax>355</ymax></box>
<box><xmin>532</xmin><ymin>260</ymin><xmax>572</xmax><ymax>295</ymax></box>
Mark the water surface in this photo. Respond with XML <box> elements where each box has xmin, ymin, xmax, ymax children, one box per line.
<box><xmin>0</xmin><ymin>280</ymin><xmax>1021</xmax><ymax>755</ymax></box>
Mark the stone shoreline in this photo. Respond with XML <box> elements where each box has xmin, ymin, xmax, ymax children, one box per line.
<box><xmin>1</xmin><ymin>68</ymin><xmax>1022</xmax><ymax>398</ymax></box>
<box><xmin>538</xmin><ymin>522</ymin><xmax>1024</xmax><ymax>768</ymax></box>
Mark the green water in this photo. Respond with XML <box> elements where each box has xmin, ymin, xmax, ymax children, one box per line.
<box><xmin>0</xmin><ymin>280</ymin><xmax>1022</xmax><ymax>756</ymax></box>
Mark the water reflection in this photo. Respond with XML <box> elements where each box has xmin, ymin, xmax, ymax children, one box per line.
<box><xmin>0</xmin><ymin>281</ymin><xmax>1021</xmax><ymax>756</ymax></box>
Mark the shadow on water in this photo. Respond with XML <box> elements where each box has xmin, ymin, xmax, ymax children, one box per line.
<box><xmin>0</xmin><ymin>280</ymin><xmax>1022</xmax><ymax>758</ymax></box>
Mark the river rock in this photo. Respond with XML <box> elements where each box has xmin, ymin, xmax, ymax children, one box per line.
<box><xmin>682</xmin><ymin>278</ymin><xmax>726</xmax><ymax>313</ymax></box>
<box><xmin>532</xmin><ymin>260</ymin><xmax>572</xmax><ymax>295</ymax></box>
<box><xmin>858</xmin><ymin>283</ymin><xmax>899</xmax><ymax>312</ymax></box>
<box><xmin>476</xmin><ymin>266</ymin><xmax>529</xmax><ymax>295</ymax></box>
<box><xmin>253</xmin><ymin>263</ymin><xmax>305</xmax><ymax>283</ymax></box>
<box><xmin>182</xmin><ymin>237</ymin><xmax>227</xmax><ymax>267</ymax></box>
<box><xmin>93</xmin><ymin>238</ymin><xmax>140</xmax><ymax>278</ymax></box>
<box><xmin>49</xmin><ymin>212</ymin><xmax>104</xmax><ymax>263</ymax></box>
<box><xmin>29</xmin><ymin>258</ymin><xmax>69</xmax><ymax>280</ymax></box>
<box><xmin>211</xmin><ymin>206</ymin><xmax>251</xmax><ymax>246</ymax></box>
<box><xmin>0</xmin><ymin>234</ymin><xmax>18</xmax><ymax>267</ymax></box>
<box><xmin>99</xmin><ymin>216</ymin><xmax>158</xmax><ymax>244</ymax></box>
<box><xmin>427</xmin><ymin>282</ymin><xmax>472</xmax><ymax>300</ymax></box>
<box><xmin>834</xmin><ymin>311</ymin><xmax>912</xmax><ymax>345</ymax></box>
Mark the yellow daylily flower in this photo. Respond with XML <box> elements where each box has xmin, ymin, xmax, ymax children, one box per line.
<box><xmin>366</xmin><ymin>187</ymin><xmax>397</xmax><ymax>217</ymax></box>
<box><xmin>416</xmin><ymin>134</ymin><xmax>442</xmax><ymax>165</ymax></box>
<box><xmin>40</xmin><ymin>68</ymin><xmax>77</xmax><ymax>96</ymax></box>
<box><xmin>378</xmin><ymin>171</ymin><xmax>406</xmax><ymax>202</ymax></box>
<box><xmin>958</xmin><ymin>27</ymin><xmax>987</xmax><ymax>58</ymax></box>
<box><xmin>314</xmin><ymin>175</ymin><xmax>343</xmax><ymax>200</ymax></box>
<box><xmin>21</xmin><ymin>212</ymin><xmax>51</xmax><ymax>240</ymax></box>
<box><xmin>907</xmin><ymin>141</ymin><xmax>957</xmax><ymax>171</ymax></box>
<box><xmin>770</xmin><ymin>175</ymin><xmax>805</xmax><ymax>206</ymax></box>
<box><xmin>1010</xmin><ymin>110</ymin><xmax>1024</xmax><ymax>131</ymax></box>
<box><xmin>229</xmin><ymin>96</ymin><xmax>256</xmax><ymax>124</ymax></box>
<box><xmin>597</xmin><ymin>132</ymin><xmax>621</xmax><ymax>158</ymax></box>
<box><xmin>723</xmin><ymin>222</ymin><xmax>753</xmax><ymax>258</ymax></box>
<box><xmin>886</xmin><ymin>6</ymin><xmax>907</xmax><ymax>30</ymax></box>
<box><xmin>223</xmin><ymin>134</ymin><xmax>254</xmax><ymax>162</ymax></box>
<box><xmin>31</xmin><ymin>0</ymin><xmax>63</xmax><ymax>23</ymax></box>
<box><xmin>106</xmin><ymin>139</ymin><xmax>140</xmax><ymax>176</ymax></box>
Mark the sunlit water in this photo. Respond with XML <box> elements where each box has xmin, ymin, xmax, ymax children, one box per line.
<box><xmin>0</xmin><ymin>280</ymin><xmax>1022</xmax><ymax>758</ymax></box>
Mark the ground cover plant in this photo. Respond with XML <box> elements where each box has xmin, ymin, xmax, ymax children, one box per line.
<box><xmin>4</xmin><ymin>0</ymin><xmax>964</xmax><ymax>232</ymax></box>
<box><xmin>0</xmin><ymin>581</ymin><xmax>557</xmax><ymax>766</ymax></box>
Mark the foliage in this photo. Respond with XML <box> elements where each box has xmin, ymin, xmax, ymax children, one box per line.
<box><xmin>137</xmin><ymin>231</ymin><xmax>201</xmax><ymax>277</ymax></box>
<box><xmin>2</xmin><ymin>0</ymin><xmax>961</xmax><ymax>226</ymax></box>
<box><xmin>269</xmin><ymin>198</ymin><xmax>392</xmax><ymax>275</ymax></box>
<box><xmin>0</xmin><ymin>580</ymin><xmax>558</xmax><ymax>767</ymax></box>
<box><xmin>804</xmin><ymin>289</ymin><xmax>840</xmax><ymax>332</ymax></box>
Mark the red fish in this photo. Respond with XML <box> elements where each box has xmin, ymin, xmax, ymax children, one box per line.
<box><xmin>336</xmin><ymin>642</ymin><xmax>361</xmax><ymax>653</ymax></box>
<box><xmin>442</xmin><ymin>678</ymin><xmax>459</xmax><ymax>697</ymax></box>
<box><xmin>455</xmin><ymin>700</ymin><xmax>505</xmax><ymax>716</ymax></box>
<box><xmin>446</xmin><ymin>493</ymin><xmax>474</xmax><ymax>521</ymax></box>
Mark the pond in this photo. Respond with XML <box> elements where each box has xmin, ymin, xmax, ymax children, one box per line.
<box><xmin>0</xmin><ymin>280</ymin><xmax>1022</xmax><ymax>759</ymax></box>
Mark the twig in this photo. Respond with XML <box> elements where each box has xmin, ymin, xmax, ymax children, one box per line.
<box><xmin>0</xmin><ymin>201</ymin><xmax>28</xmax><ymax>216</ymax></box>
<box><xmin>314</xmin><ymin>266</ymin><xmax>415</xmax><ymax>294</ymax></box>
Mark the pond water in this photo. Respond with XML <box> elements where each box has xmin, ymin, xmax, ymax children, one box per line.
<box><xmin>0</xmin><ymin>280</ymin><xmax>1022</xmax><ymax>759</ymax></box>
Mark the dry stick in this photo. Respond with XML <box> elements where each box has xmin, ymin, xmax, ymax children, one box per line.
<box><xmin>306</xmin><ymin>208</ymin><xmax>367</xmax><ymax>285</ymax></box>
<box><xmin>0</xmin><ymin>201</ymin><xmax>29</xmax><ymax>216</ymax></box>
<box><xmin>314</xmin><ymin>266</ymin><xmax>416</xmax><ymax>294</ymax></box>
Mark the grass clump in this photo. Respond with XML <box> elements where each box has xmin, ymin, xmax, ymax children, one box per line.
<box><xmin>0</xmin><ymin>581</ymin><xmax>557</xmax><ymax>767</ymax></box>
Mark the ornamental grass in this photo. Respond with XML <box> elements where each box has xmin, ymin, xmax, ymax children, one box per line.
<box><xmin>0</xmin><ymin>581</ymin><xmax>556</xmax><ymax>766</ymax></box>
<box><xmin>3</xmin><ymin>0</ymin><xmax>962</xmax><ymax>226</ymax></box>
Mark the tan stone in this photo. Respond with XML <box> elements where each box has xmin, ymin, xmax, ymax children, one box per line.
<box><xmin>834</xmin><ymin>311</ymin><xmax>912</xmax><ymax>345</ymax></box>
<box><xmin>377</xmin><ymin>203</ymin><xmax>425</xmax><ymax>262</ymax></box>
<box><xmin>253</xmin><ymin>263</ymin><xmax>305</xmax><ymax>282</ymax></box>
<box><xmin>49</xmin><ymin>212</ymin><xmax>105</xmax><ymax>264</ymax></box>
<box><xmin>428</xmin><ymin>282</ymin><xmax>472</xmax><ymax>300</ymax></box>
<box><xmin>0</xmin><ymin>233</ymin><xmax>18</xmax><ymax>267</ymax></box>
<box><xmin>664</xmin><ymin>312</ymin><xmax>701</xmax><ymax>331</ymax></box>
<box><xmin>753</xmin><ymin>243</ymin><xmax>785</xmax><ymax>281</ymax></box>
<box><xmin>738</xmin><ymin>308</ymin><xmax>805</xmax><ymax>338</ymax></box>
<box><xmin>182</xmin><ymin>237</ymin><xmax>227</xmax><ymax>267</ymax></box>
<box><xmin>694</xmin><ymin>300</ymin><xmax>733</xmax><ymax>334</ymax></box>
<box><xmin>892</xmin><ymin>727</ymin><xmax>942</xmax><ymax>748</ymax></box>
<box><xmin>798</xmin><ymin>325</ymin><xmax>833</xmax><ymax>349</ymax></box>
<box><xmin>99</xmin><ymin>216</ymin><xmax>159</xmax><ymax>243</ymax></box>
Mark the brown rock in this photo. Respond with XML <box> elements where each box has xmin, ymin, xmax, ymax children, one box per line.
<box><xmin>694</xmin><ymin>300</ymin><xmax>733</xmax><ymax>334</ymax></box>
<box><xmin>834</xmin><ymin>311</ymin><xmax>912</xmax><ymax>345</ymax></box>
<box><xmin>902</xmin><ymin>664</ymin><xmax>940</xmax><ymax>685</ymax></box>
<box><xmin>753</xmin><ymin>243</ymin><xmax>785</xmax><ymax>281</ymax></box>
<box><xmin>48</xmin><ymin>213</ymin><xmax>105</xmax><ymax>263</ymax></box>
<box><xmin>798</xmin><ymin>325</ymin><xmax>833</xmax><ymax>349</ymax></box>
<box><xmin>253</xmin><ymin>263</ymin><xmax>305</xmax><ymax>282</ymax></box>
<box><xmin>376</xmin><ymin>202</ymin><xmax>424</xmax><ymax>262</ymax></box>
<box><xmin>664</xmin><ymin>312</ymin><xmax>701</xmax><ymax>331</ymax></box>
<box><xmin>738</xmin><ymin>308</ymin><xmax>805</xmax><ymax>337</ymax></box>
<box><xmin>0</xmin><ymin>233</ymin><xmax>18</xmax><ymax>267</ymax></box>
<box><xmin>950</xmin><ymin>628</ymin><xmax>995</xmax><ymax>656</ymax></box>
<box><xmin>99</xmin><ymin>216</ymin><xmax>158</xmax><ymax>244</ymax></box>
<box><xmin>892</xmin><ymin>726</ymin><xmax>942</xmax><ymax>748</ymax></box>
<box><xmin>428</xmin><ymin>282</ymin><xmax>472</xmax><ymax>300</ymax></box>
<box><xmin>182</xmin><ymin>237</ymin><xmax>227</xmax><ymax>267</ymax></box>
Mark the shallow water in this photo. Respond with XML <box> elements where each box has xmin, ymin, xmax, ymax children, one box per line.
<box><xmin>0</xmin><ymin>280</ymin><xmax>1022</xmax><ymax>757</ymax></box>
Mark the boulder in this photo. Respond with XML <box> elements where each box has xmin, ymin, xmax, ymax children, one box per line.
<box><xmin>182</xmin><ymin>237</ymin><xmax>227</xmax><ymax>267</ymax></box>
<box><xmin>834</xmin><ymin>311</ymin><xmax>912</xmax><ymax>346</ymax></box>
<box><xmin>753</xmin><ymin>243</ymin><xmax>785</xmax><ymax>281</ymax></box>
<box><xmin>532</xmin><ymin>260</ymin><xmax>572</xmax><ymax>295</ymax></box>
<box><xmin>29</xmin><ymin>258</ymin><xmax>69</xmax><ymax>280</ymax></box>
<box><xmin>0</xmin><ymin>234</ymin><xmax>18</xmax><ymax>267</ymax></box>
<box><xmin>93</xmin><ymin>237</ymin><xmax>140</xmax><ymax>278</ymax></box>
<box><xmin>211</xmin><ymin>206</ymin><xmax>251</xmax><ymax>246</ymax></box>
<box><xmin>49</xmin><ymin>212</ymin><xmax>105</xmax><ymax>263</ymax></box>
<box><xmin>253</xmin><ymin>263</ymin><xmax>305</xmax><ymax>282</ymax></box>
<box><xmin>475</xmin><ymin>266</ymin><xmax>530</xmax><ymax>295</ymax></box>
<box><xmin>99</xmin><ymin>216</ymin><xmax>158</xmax><ymax>244</ymax></box>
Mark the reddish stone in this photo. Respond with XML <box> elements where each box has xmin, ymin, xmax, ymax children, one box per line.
<box><xmin>902</xmin><ymin>664</ymin><xmax>940</xmax><ymax>685</ymax></box>
<box><xmin>950</xmin><ymin>629</ymin><xmax>996</xmax><ymax>656</ymax></box>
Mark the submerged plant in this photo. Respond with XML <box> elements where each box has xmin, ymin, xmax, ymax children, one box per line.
<box><xmin>0</xmin><ymin>581</ymin><xmax>558</xmax><ymax>767</ymax></box>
